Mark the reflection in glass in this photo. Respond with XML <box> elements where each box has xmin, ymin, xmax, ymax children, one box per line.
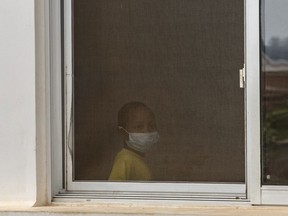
<box><xmin>261</xmin><ymin>0</ymin><xmax>288</xmax><ymax>184</ymax></box>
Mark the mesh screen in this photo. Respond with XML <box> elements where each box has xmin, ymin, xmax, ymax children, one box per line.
<box><xmin>73</xmin><ymin>0</ymin><xmax>245</xmax><ymax>182</ymax></box>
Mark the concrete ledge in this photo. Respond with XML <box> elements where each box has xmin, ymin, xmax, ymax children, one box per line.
<box><xmin>1</xmin><ymin>205</ymin><xmax>288</xmax><ymax>216</ymax></box>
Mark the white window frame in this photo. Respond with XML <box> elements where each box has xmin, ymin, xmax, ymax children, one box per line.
<box><xmin>48</xmin><ymin>0</ymin><xmax>288</xmax><ymax>205</ymax></box>
<box><xmin>49</xmin><ymin>0</ymin><xmax>64</xmax><ymax>197</ymax></box>
<box><xmin>64</xmin><ymin>0</ymin><xmax>247</xmax><ymax>201</ymax></box>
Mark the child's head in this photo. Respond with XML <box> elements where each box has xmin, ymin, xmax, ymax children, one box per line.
<box><xmin>118</xmin><ymin>101</ymin><xmax>157</xmax><ymax>133</ymax></box>
<box><xmin>117</xmin><ymin>102</ymin><xmax>159</xmax><ymax>153</ymax></box>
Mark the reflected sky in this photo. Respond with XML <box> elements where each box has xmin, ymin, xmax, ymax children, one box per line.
<box><xmin>263</xmin><ymin>0</ymin><xmax>288</xmax><ymax>45</ymax></box>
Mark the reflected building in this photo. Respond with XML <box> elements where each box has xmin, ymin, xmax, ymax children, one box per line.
<box><xmin>262</xmin><ymin>54</ymin><xmax>288</xmax><ymax>109</ymax></box>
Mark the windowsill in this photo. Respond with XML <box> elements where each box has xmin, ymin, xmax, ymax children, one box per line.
<box><xmin>1</xmin><ymin>203</ymin><xmax>288</xmax><ymax>215</ymax></box>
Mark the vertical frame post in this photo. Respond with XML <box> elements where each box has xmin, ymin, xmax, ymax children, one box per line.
<box><xmin>245</xmin><ymin>0</ymin><xmax>261</xmax><ymax>204</ymax></box>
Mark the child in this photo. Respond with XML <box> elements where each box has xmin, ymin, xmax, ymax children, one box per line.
<box><xmin>108</xmin><ymin>101</ymin><xmax>159</xmax><ymax>181</ymax></box>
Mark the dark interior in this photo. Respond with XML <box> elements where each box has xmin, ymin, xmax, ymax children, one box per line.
<box><xmin>73</xmin><ymin>0</ymin><xmax>245</xmax><ymax>182</ymax></box>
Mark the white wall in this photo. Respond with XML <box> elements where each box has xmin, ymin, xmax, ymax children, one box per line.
<box><xmin>0</xmin><ymin>0</ymin><xmax>36</xmax><ymax>206</ymax></box>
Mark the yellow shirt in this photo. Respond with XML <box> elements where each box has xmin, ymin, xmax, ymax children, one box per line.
<box><xmin>108</xmin><ymin>148</ymin><xmax>152</xmax><ymax>181</ymax></box>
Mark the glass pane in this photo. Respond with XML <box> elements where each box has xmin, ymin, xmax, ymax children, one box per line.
<box><xmin>261</xmin><ymin>0</ymin><xmax>288</xmax><ymax>185</ymax></box>
<box><xmin>73</xmin><ymin>0</ymin><xmax>245</xmax><ymax>182</ymax></box>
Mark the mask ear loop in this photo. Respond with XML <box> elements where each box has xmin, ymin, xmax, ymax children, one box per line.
<box><xmin>118</xmin><ymin>126</ymin><xmax>131</xmax><ymax>146</ymax></box>
<box><xmin>118</xmin><ymin>126</ymin><xmax>129</xmax><ymax>134</ymax></box>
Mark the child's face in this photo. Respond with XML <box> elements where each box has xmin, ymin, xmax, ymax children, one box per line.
<box><xmin>126</xmin><ymin>107</ymin><xmax>157</xmax><ymax>133</ymax></box>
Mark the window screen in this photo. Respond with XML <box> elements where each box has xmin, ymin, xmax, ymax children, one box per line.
<box><xmin>73</xmin><ymin>0</ymin><xmax>245</xmax><ymax>182</ymax></box>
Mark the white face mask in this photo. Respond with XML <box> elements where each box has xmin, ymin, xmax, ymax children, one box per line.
<box><xmin>119</xmin><ymin>127</ymin><xmax>160</xmax><ymax>153</ymax></box>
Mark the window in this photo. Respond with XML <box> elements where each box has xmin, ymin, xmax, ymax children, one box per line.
<box><xmin>60</xmin><ymin>0</ymin><xmax>248</xmax><ymax>200</ymax></box>
<box><xmin>260</xmin><ymin>0</ymin><xmax>288</xmax><ymax>205</ymax></box>
<box><xmin>72</xmin><ymin>0</ymin><xmax>245</xmax><ymax>182</ymax></box>
<box><xmin>261</xmin><ymin>0</ymin><xmax>288</xmax><ymax>185</ymax></box>
<box><xmin>50</xmin><ymin>0</ymin><xmax>279</xmax><ymax>204</ymax></box>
